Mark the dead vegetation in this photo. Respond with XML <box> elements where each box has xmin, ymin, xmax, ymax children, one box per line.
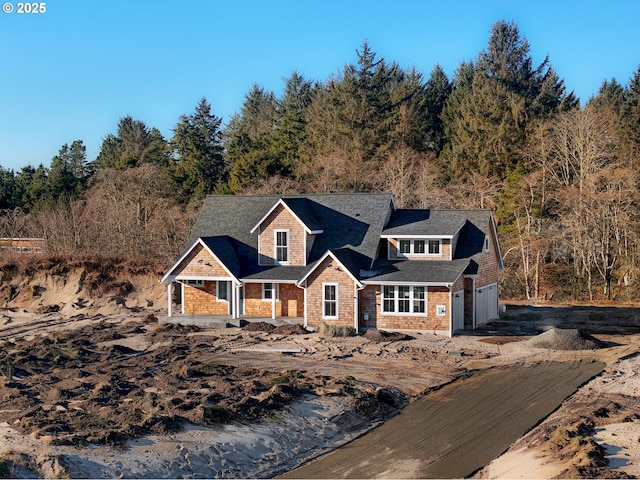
<box><xmin>0</xmin><ymin>320</ymin><xmax>407</xmax><ymax>449</ymax></box>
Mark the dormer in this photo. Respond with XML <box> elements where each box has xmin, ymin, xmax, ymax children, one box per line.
<box><xmin>250</xmin><ymin>198</ymin><xmax>323</xmax><ymax>266</ymax></box>
<box><xmin>384</xmin><ymin>236</ymin><xmax>453</xmax><ymax>261</ymax></box>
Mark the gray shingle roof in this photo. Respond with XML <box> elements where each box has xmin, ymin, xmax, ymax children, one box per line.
<box><xmin>383</xmin><ymin>209</ymin><xmax>492</xmax><ymax>237</ymax></box>
<box><xmin>181</xmin><ymin>195</ymin><xmax>496</xmax><ymax>284</ymax></box>
<box><xmin>187</xmin><ymin>193</ymin><xmax>394</xmax><ymax>279</ymax></box>
<box><xmin>362</xmin><ymin>258</ymin><xmax>471</xmax><ymax>284</ymax></box>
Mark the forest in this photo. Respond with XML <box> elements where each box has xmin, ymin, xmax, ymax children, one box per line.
<box><xmin>1</xmin><ymin>19</ymin><xmax>639</xmax><ymax>303</ymax></box>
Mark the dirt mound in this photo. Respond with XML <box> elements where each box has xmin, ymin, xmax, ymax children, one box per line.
<box><xmin>528</xmin><ymin>328</ymin><xmax>607</xmax><ymax>350</ymax></box>
<box><xmin>0</xmin><ymin>321</ymin><xmax>384</xmax><ymax>448</ymax></box>
<box><xmin>272</xmin><ymin>324</ymin><xmax>308</xmax><ymax>335</ymax></box>
<box><xmin>363</xmin><ymin>329</ymin><xmax>413</xmax><ymax>343</ymax></box>
<box><xmin>242</xmin><ymin>321</ymin><xmax>275</xmax><ymax>332</ymax></box>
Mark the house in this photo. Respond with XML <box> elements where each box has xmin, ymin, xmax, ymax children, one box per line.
<box><xmin>160</xmin><ymin>193</ymin><xmax>503</xmax><ymax>336</ymax></box>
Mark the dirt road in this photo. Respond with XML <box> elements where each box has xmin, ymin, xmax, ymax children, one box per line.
<box><xmin>282</xmin><ymin>360</ymin><xmax>605</xmax><ymax>479</ymax></box>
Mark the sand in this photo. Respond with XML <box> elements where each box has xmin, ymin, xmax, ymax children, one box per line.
<box><xmin>1</xmin><ymin>305</ymin><xmax>640</xmax><ymax>478</ymax></box>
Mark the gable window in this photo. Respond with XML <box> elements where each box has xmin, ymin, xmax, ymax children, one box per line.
<box><xmin>217</xmin><ymin>281</ymin><xmax>228</xmax><ymax>301</ymax></box>
<box><xmin>262</xmin><ymin>283</ymin><xmax>279</xmax><ymax>301</ymax></box>
<box><xmin>275</xmin><ymin>230</ymin><xmax>289</xmax><ymax>264</ymax></box>
<box><xmin>323</xmin><ymin>283</ymin><xmax>338</xmax><ymax>319</ymax></box>
<box><xmin>382</xmin><ymin>285</ymin><xmax>427</xmax><ymax>315</ymax></box>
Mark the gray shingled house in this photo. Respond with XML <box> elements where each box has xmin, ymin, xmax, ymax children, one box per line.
<box><xmin>160</xmin><ymin>193</ymin><xmax>503</xmax><ymax>336</ymax></box>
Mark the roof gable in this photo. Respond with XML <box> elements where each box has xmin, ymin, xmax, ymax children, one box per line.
<box><xmin>187</xmin><ymin>193</ymin><xmax>395</xmax><ymax>269</ymax></box>
<box><xmin>160</xmin><ymin>237</ymin><xmax>240</xmax><ymax>284</ymax></box>
<box><xmin>250</xmin><ymin>198</ymin><xmax>324</xmax><ymax>235</ymax></box>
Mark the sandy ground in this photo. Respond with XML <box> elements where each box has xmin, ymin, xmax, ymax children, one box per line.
<box><xmin>1</xmin><ymin>305</ymin><xmax>639</xmax><ymax>478</ymax></box>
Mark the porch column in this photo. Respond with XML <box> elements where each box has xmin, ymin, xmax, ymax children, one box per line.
<box><xmin>272</xmin><ymin>284</ymin><xmax>276</xmax><ymax>319</ymax></box>
<box><xmin>231</xmin><ymin>283</ymin><xmax>237</xmax><ymax>319</ymax></box>
<box><xmin>167</xmin><ymin>279</ymin><xmax>173</xmax><ymax>317</ymax></box>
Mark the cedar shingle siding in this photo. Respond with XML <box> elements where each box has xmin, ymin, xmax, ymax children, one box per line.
<box><xmin>161</xmin><ymin>194</ymin><xmax>503</xmax><ymax>336</ymax></box>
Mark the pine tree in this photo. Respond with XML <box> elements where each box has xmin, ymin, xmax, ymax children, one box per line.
<box><xmin>170</xmin><ymin>97</ymin><xmax>225</xmax><ymax>200</ymax></box>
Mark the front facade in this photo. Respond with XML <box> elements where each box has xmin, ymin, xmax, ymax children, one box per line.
<box><xmin>161</xmin><ymin>194</ymin><xmax>503</xmax><ymax>336</ymax></box>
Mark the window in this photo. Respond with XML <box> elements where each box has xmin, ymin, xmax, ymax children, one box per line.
<box><xmin>185</xmin><ymin>279</ymin><xmax>204</xmax><ymax>288</ymax></box>
<box><xmin>217</xmin><ymin>281</ymin><xmax>228</xmax><ymax>301</ymax></box>
<box><xmin>484</xmin><ymin>235</ymin><xmax>490</xmax><ymax>252</ymax></box>
<box><xmin>428</xmin><ymin>239</ymin><xmax>441</xmax><ymax>255</ymax></box>
<box><xmin>396</xmin><ymin>239</ymin><xmax>440</xmax><ymax>256</ymax></box>
<box><xmin>413</xmin><ymin>286</ymin><xmax>425</xmax><ymax>313</ymax></box>
<box><xmin>382</xmin><ymin>285</ymin><xmax>427</xmax><ymax>315</ymax></box>
<box><xmin>323</xmin><ymin>283</ymin><xmax>338</xmax><ymax>318</ymax></box>
<box><xmin>275</xmin><ymin>230</ymin><xmax>289</xmax><ymax>263</ymax></box>
<box><xmin>262</xmin><ymin>283</ymin><xmax>279</xmax><ymax>301</ymax></box>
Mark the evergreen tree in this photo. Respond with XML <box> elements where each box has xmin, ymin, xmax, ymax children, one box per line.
<box><xmin>224</xmin><ymin>84</ymin><xmax>280</xmax><ymax>192</ymax></box>
<box><xmin>270</xmin><ymin>71</ymin><xmax>314</xmax><ymax>173</ymax></box>
<box><xmin>94</xmin><ymin>116</ymin><xmax>169</xmax><ymax>170</ymax></box>
<box><xmin>424</xmin><ymin>64</ymin><xmax>452</xmax><ymax>153</ymax></box>
<box><xmin>170</xmin><ymin>97</ymin><xmax>225</xmax><ymax>201</ymax></box>
<box><xmin>618</xmin><ymin>66</ymin><xmax>640</xmax><ymax>168</ymax></box>
<box><xmin>441</xmin><ymin>20</ymin><xmax>573</xmax><ymax>179</ymax></box>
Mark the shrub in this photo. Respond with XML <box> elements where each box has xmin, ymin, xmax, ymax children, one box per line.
<box><xmin>321</xmin><ymin>323</ymin><xmax>356</xmax><ymax>337</ymax></box>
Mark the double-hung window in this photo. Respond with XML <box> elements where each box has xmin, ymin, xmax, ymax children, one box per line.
<box><xmin>262</xmin><ymin>283</ymin><xmax>279</xmax><ymax>301</ymax></box>
<box><xmin>382</xmin><ymin>286</ymin><xmax>426</xmax><ymax>314</ymax></box>
<box><xmin>275</xmin><ymin>230</ymin><xmax>289</xmax><ymax>264</ymax></box>
<box><xmin>323</xmin><ymin>283</ymin><xmax>338</xmax><ymax>319</ymax></box>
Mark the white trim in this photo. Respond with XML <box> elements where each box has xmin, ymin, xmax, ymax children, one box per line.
<box><xmin>275</xmin><ymin>229</ymin><xmax>290</xmax><ymax>265</ymax></box>
<box><xmin>261</xmin><ymin>283</ymin><xmax>280</xmax><ymax>301</ymax></box>
<box><xmin>303</xmin><ymin>279</ymin><xmax>308</xmax><ymax>329</ymax></box>
<box><xmin>381</xmin><ymin>234</ymin><xmax>454</xmax><ymax>239</ymax></box>
<box><xmin>322</xmin><ymin>282</ymin><xmax>339</xmax><ymax>320</ymax></box>
<box><xmin>297</xmin><ymin>250</ymin><xmax>364</xmax><ymax>288</ymax></box>
<box><xmin>216</xmin><ymin>281</ymin><xmax>229</xmax><ymax>302</ymax></box>
<box><xmin>249</xmin><ymin>198</ymin><xmax>323</xmax><ymax>235</ymax></box>
<box><xmin>381</xmin><ymin>285</ymin><xmax>427</xmax><ymax>316</ymax></box>
<box><xmin>160</xmin><ymin>238</ymin><xmax>240</xmax><ymax>284</ymax></box>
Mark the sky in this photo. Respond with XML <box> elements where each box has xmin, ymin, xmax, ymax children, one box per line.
<box><xmin>0</xmin><ymin>0</ymin><xmax>639</xmax><ymax>172</ymax></box>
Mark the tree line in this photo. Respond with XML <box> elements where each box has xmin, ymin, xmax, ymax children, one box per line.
<box><xmin>1</xmin><ymin>19</ymin><xmax>640</xmax><ymax>303</ymax></box>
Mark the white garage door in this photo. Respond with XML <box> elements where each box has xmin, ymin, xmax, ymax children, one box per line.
<box><xmin>476</xmin><ymin>283</ymin><xmax>498</xmax><ymax>327</ymax></box>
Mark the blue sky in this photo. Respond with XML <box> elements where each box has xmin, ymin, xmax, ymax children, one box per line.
<box><xmin>1</xmin><ymin>0</ymin><xmax>639</xmax><ymax>171</ymax></box>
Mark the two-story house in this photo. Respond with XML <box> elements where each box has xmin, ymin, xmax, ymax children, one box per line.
<box><xmin>160</xmin><ymin>193</ymin><xmax>503</xmax><ymax>336</ymax></box>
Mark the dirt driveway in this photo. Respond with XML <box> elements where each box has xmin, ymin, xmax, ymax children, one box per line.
<box><xmin>282</xmin><ymin>360</ymin><xmax>605</xmax><ymax>479</ymax></box>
